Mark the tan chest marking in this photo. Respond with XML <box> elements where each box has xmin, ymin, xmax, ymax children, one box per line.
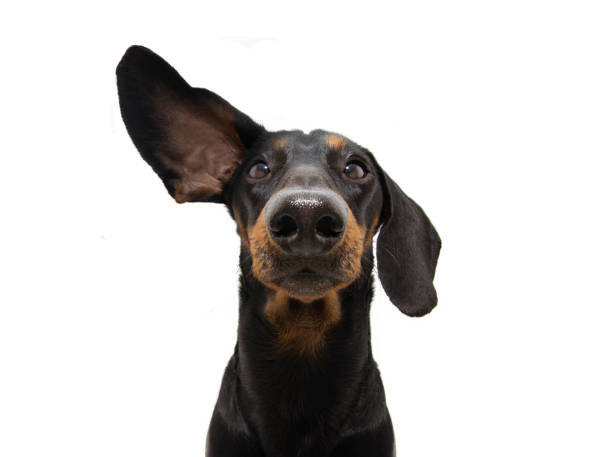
<box><xmin>264</xmin><ymin>291</ymin><xmax>341</xmax><ymax>357</ymax></box>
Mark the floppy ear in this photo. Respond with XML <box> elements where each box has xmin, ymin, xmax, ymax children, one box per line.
<box><xmin>116</xmin><ymin>45</ymin><xmax>265</xmax><ymax>203</ymax></box>
<box><xmin>375</xmin><ymin>169</ymin><xmax>441</xmax><ymax>317</ymax></box>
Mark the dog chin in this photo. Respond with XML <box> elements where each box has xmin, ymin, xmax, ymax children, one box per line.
<box><xmin>276</xmin><ymin>272</ymin><xmax>337</xmax><ymax>300</ymax></box>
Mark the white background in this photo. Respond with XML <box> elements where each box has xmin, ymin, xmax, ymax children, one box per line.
<box><xmin>1</xmin><ymin>1</ymin><xmax>611</xmax><ymax>456</ymax></box>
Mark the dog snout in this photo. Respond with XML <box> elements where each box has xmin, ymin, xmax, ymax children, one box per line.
<box><xmin>265</xmin><ymin>189</ymin><xmax>347</xmax><ymax>256</ymax></box>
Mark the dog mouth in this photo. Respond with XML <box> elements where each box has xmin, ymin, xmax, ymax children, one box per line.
<box><xmin>269</xmin><ymin>267</ymin><xmax>343</xmax><ymax>299</ymax></box>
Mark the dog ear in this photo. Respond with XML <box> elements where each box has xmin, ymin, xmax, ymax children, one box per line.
<box><xmin>116</xmin><ymin>45</ymin><xmax>265</xmax><ymax>203</ymax></box>
<box><xmin>374</xmin><ymin>167</ymin><xmax>441</xmax><ymax>317</ymax></box>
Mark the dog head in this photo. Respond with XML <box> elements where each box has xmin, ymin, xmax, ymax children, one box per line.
<box><xmin>116</xmin><ymin>45</ymin><xmax>440</xmax><ymax>317</ymax></box>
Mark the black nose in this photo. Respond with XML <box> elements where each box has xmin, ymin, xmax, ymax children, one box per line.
<box><xmin>266</xmin><ymin>189</ymin><xmax>347</xmax><ymax>256</ymax></box>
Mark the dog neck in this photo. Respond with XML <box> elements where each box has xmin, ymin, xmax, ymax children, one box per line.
<box><xmin>235</xmin><ymin>249</ymin><xmax>376</xmax><ymax>409</ymax></box>
<box><xmin>224</xmin><ymin>250</ymin><xmax>392</xmax><ymax>455</ymax></box>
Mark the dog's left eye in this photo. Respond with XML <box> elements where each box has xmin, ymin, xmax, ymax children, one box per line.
<box><xmin>248</xmin><ymin>161</ymin><xmax>270</xmax><ymax>179</ymax></box>
<box><xmin>343</xmin><ymin>160</ymin><xmax>368</xmax><ymax>179</ymax></box>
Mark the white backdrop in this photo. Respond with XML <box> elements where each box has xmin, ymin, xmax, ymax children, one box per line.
<box><xmin>1</xmin><ymin>1</ymin><xmax>611</xmax><ymax>456</ymax></box>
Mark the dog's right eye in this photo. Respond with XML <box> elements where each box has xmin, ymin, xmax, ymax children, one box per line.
<box><xmin>248</xmin><ymin>161</ymin><xmax>270</xmax><ymax>179</ymax></box>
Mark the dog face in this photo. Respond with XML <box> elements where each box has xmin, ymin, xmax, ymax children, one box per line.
<box><xmin>229</xmin><ymin>130</ymin><xmax>383</xmax><ymax>300</ymax></box>
<box><xmin>117</xmin><ymin>46</ymin><xmax>441</xmax><ymax>317</ymax></box>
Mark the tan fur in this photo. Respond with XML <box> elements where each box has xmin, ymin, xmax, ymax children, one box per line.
<box><xmin>326</xmin><ymin>135</ymin><xmax>346</xmax><ymax>150</ymax></box>
<box><xmin>271</xmin><ymin>136</ymin><xmax>287</xmax><ymax>150</ymax></box>
<box><xmin>247</xmin><ymin>205</ymin><xmax>281</xmax><ymax>287</ymax></box>
<box><xmin>364</xmin><ymin>215</ymin><xmax>379</xmax><ymax>249</ymax></box>
<box><xmin>264</xmin><ymin>291</ymin><xmax>341</xmax><ymax>357</ymax></box>
<box><xmin>332</xmin><ymin>210</ymin><xmax>366</xmax><ymax>285</ymax></box>
<box><xmin>234</xmin><ymin>207</ymin><xmax>249</xmax><ymax>248</ymax></box>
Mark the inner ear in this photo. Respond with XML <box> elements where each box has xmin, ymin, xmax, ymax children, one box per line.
<box><xmin>116</xmin><ymin>45</ymin><xmax>265</xmax><ymax>203</ymax></box>
<box><xmin>155</xmin><ymin>89</ymin><xmax>247</xmax><ymax>202</ymax></box>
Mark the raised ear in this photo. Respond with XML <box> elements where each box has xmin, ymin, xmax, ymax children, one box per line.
<box><xmin>375</xmin><ymin>168</ymin><xmax>441</xmax><ymax>317</ymax></box>
<box><xmin>116</xmin><ymin>45</ymin><xmax>265</xmax><ymax>203</ymax></box>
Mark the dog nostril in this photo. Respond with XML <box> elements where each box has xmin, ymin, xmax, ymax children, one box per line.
<box><xmin>270</xmin><ymin>214</ymin><xmax>298</xmax><ymax>238</ymax></box>
<box><xmin>316</xmin><ymin>215</ymin><xmax>344</xmax><ymax>238</ymax></box>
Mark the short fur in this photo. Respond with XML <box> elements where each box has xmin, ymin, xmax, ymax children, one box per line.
<box><xmin>116</xmin><ymin>45</ymin><xmax>441</xmax><ymax>457</ymax></box>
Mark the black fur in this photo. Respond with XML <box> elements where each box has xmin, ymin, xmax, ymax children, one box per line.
<box><xmin>116</xmin><ymin>45</ymin><xmax>441</xmax><ymax>457</ymax></box>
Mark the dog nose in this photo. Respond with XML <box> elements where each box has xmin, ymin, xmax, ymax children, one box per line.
<box><xmin>266</xmin><ymin>189</ymin><xmax>348</xmax><ymax>256</ymax></box>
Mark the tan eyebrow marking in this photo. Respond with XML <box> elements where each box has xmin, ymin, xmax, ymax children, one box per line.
<box><xmin>326</xmin><ymin>135</ymin><xmax>346</xmax><ymax>150</ymax></box>
<box><xmin>271</xmin><ymin>136</ymin><xmax>287</xmax><ymax>150</ymax></box>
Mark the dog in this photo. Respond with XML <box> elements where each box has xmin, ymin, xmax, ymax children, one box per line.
<box><xmin>116</xmin><ymin>45</ymin><xmax>441</xmax><ymax>457</ymax></box>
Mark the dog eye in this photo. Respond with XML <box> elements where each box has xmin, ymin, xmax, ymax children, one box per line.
<box><xmin>248</xmin><ymin>161</ymin><xmax>270</xmax><ymax>179</ymax></box>
<box><xmin>343</xmin><ymin>160</ymin><xmax>367</xmax><ymax>179</ymax></box>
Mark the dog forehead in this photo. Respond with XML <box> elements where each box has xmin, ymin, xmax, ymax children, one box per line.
<box><xmin>266</xmin><ymin>129</ymin><xmax>348</xmax><ymax>163</ymax></box>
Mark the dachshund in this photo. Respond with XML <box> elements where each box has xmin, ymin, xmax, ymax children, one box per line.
<box><xmin>116</xmin><ymin>45</ymin><xmax>441</xmax><ymax>457</ymax></box>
